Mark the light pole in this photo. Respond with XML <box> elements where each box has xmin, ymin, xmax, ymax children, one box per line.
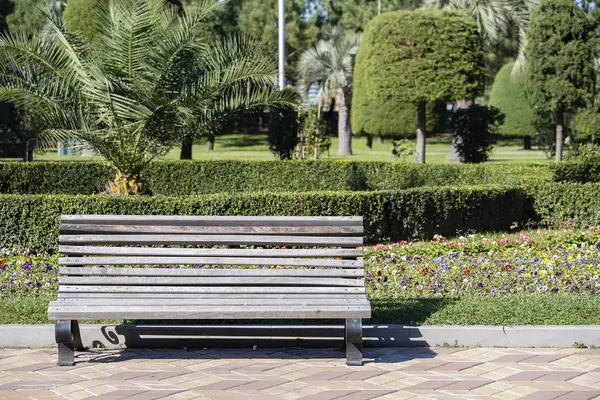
<box><xmin>278</xmin><ymin>0</ymin><xmax>285</xmax><ymax>89</ymax></box>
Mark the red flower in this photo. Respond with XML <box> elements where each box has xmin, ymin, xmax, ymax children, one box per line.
<box><xmin>0</xmin><ymin>259</ymin><xmax>5</xmax><ymax>267</ymax></box>
<box><xmin>502</xmin><ymin>264</ymin><xmax>511</xmax><ymax>271</ymax></box>
<box><xmin>420</xmin><ymin>267</ymin><xmax>428</xmax><ymax>275</ymax></box>
<box><xmin>392</xmin><ymin>259</ymin><xmax>397</xmax><ymax>265</ymax></box>
<box><xmin>400</xmin><ymin>265</ymin><xmax>406</xmax><ymax>271</ymax></box>
<box><xmin>464</xmin><ymin>267</ymin><xmax>471</xmax><ymax>276</ymax></box>
<box><xmin>376</xmin><ymin>270</ymin><xmax>382</xmax><ymax>277</ymax></box>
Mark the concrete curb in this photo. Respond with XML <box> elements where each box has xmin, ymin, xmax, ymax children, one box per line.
<box><xmin>1</xmin><ymin>324</ymin><xmax>598</xmax><ymax>349</ymax></box>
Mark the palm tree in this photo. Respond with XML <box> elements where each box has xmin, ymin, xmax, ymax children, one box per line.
<box><xmin>0</xmin><ymin>0</ymin><xmax>297</xmax><ymax>193</ymax></box>
<box><xmin>298</xmin><ymin>29</ymin><xmax>359</xmax><ymax>156</ymax></box>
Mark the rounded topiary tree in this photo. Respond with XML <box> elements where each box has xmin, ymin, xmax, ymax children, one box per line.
<box><xmin>62</xmin><ymin>0</ymin><xmax>107</xmax><ymax>42</ymax></box>
<box><xmin>489</xmin><ymin>61</ymin><xmax>536</xmax><ymax>149</ymax></box>
<box><xmin>352</xmin><ymin>10</ymin><xmax>484</xmax><ymax>163</ymax></box>
<box><xmin>525</xmin><ymin>0</ymin><xmax>595</xmax><ymax>162</ymax></box>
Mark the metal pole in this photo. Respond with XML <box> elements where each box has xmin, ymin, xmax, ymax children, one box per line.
<box><xmin>278</xmin><ymin>0</ymin><xmax>285</xmax><ymax>89</ymax></box>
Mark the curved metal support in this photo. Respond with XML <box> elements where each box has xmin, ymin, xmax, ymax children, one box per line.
<box><xmin>56</xmin><ymin>320</ymin><xmax>86</xmax><ymax>366</ymax></box>
<box><xmin>345</xmin><ymin>318</ymin><xmax>363</xmax><ymax>366</ymax></box>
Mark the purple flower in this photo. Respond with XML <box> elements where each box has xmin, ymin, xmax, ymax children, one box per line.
<box><xmin>476</xmin><ymin>282</ymin><xmax>484</xmax><ymax>288</ymax></box>
<box><xmin>22</xmin><ymin>263</ymin><xmax>31</xmax><ymax>271</ymax></box>
<box><xmin>44</xmin><ymin>265</ymin><xmax>53</xmax><ymax>272</ymax></box>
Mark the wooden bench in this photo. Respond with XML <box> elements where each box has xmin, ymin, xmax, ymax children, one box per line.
<box><xmin>48</xmin><ymin>215</ymin><xmax>370</xmax><ymax>366</ymax></box>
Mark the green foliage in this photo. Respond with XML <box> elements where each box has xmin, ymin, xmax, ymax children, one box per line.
<box><xmin>268</xmin><ymin>110</ymin><xmax>299</xmax><ymax>160</ymax></box>
<box><xmin>530</xmin><ymin>182</ymin><xmax>600</xmax><ymax>229</ymax></box>
<box><xmin>325</xmin><ymin>0</ymin><xmax>421</xmax><ymax>33</ymax></box>
<box><xmin>489</xmin><ymin>61</ymin><xmax>535</xmax><ymax>138</ymax></box>
<box><xmin>295</xmin><ymin>107</ymin><xmax>331</xmax><ymax>160</ymax></box>
<box><xmin>0</xmin><ymin>0</ymin><xmax>298</xmax><ymax>187</ymax></box>
<box><xmin>352</xmin><ymin>10</ymin><xmax>485</xmax><ymax>136</ymax></box>
<box><xmin>0</xmin><ymin>161</ymin><xmax>555</xmax><ymax>194</ymax></box>
<box><xmin>525</xmin><ymin>0</ymin><xmax>595</xmax><ymax>119</ymax></box>
<box><xmin>571</xmin><ymin>109</ymin><xmax>600</xmax><ymax>144</ymax></box>
<box><xmin>553</xmin><ymin>159</ymin><xmax>600</xmax><ymax>183</ymax></box>
<box><xmin>0</xmin><ymin>186</ymin><xmax>534</xmax><ymax>252</ymax></box>
<box><xmin>5</xmin><ymin>0</ymin><xmax>46</xmax><ymax>33</ymax></box>
<box><xmin>352</xmin><ymin>98</ymin><xmax>449</xmax><ymax>138</ymax></box>
<box><xmin>451</xmin><ymin>105</ymin><xmax>504</xmax><ymax>163</ymax></box>
<box><xmin>62</xmin><ymin>0</ymin><xmax>106</xmax><ymax>42</ymax></box>
<box><xmin>229</xmin><ymin>0</ymin><xmax>320</xmax><ymax>73</ymax></box>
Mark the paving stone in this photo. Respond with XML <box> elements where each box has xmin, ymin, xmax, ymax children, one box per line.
<box><xmin>554</xmin><ymin>391</ymin><xmax>600</xmax><ymax>400</ymax></box>
<box><xmin>518</xmin><ymin>390</ymin><xmax>572</xmax><ymax>399</ymax></box>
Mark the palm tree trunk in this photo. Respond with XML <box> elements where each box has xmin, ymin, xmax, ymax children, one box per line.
<box><xmin>555</xmin><ymin>111</ymin><xmax>564</xmax><ymax>162</ymax></box>
<box><xmin>206</xmin><ymin>134</ymin><xmax>215</xmax><ymax>151</ymax></box>
<box><xmin>416</xmin><ymin>101</ymin><xmax>426</xmax><ymax>164</ymax></box>
<box><xmin>524</xmin><ymin>136</ymin><xmax>532</xmax><ymax>150</ymax></box>
<box><xmin>180</xmin><ymin>136</ymin><xmax>193</xmax><ymax>160</ymax></box>
<box><xmin>336</xmin><ymin>88</ymin><xmax>352</xmax><ymax>156</ymax></box>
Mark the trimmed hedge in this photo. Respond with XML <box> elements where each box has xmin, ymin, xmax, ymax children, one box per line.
<box><xmin>553</xmin><ymin>162</ymin><xmax>600</xmax><ymax>183</ymax></box>
<box><xmin>0</xmin><ymin>186</ymin><xmax>534</xmax><ymax>253</ymax></box>
<box><xmin>0</xmin><ymin>161</ymin><xmax>554</xmax><ymax>195</ymax></box>
<box><xmin>1</xmin><ymin>182</ymin><xmax>600</xmax><ymax>253</ymax></box>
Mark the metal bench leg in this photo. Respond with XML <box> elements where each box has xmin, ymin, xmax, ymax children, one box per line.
<box><xmin>56</xmin><ymin>320</ymin><xmax>86</xmax><ymax>366</ymax></box>
<box><xmin>345</xmin><ymin>318</ymin><xmax>363</xmax><ymax>366</ymax></box>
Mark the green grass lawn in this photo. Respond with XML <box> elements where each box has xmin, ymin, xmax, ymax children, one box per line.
<box><xmin>34</xmin><ymin>134</ymin><xmax>550</xmax><ymax>163</ymax></box>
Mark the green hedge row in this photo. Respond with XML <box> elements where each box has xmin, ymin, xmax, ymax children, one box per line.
<box><xmin>0</xmin><ymin>161</ymin><xmax>553</xmax><ymax>195</ymax></box>
<box><xmin>1</xmin><ymin>186</ymin><xmax>534</xmax><ymax>253</ymax></box>
<box><xmin>553</xmin><ymin>162</ymin><xmax>600</xmax><ymax>183</ymax></box>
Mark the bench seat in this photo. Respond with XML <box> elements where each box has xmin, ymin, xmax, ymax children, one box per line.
<box><xmin>49</xmin><ymin>215</ymin><xmax>369</xmax><ymax>366</ymax></box>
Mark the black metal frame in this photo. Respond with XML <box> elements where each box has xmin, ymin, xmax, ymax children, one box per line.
<box><xmin>55</xmin><ymin>320</ymin><xmax>87</xmax><ymax>366</ymax></box>
<box><xmin>345</xmin><ymin>318</ymin><xmax>363</xmax><ymax>366</ymax></box>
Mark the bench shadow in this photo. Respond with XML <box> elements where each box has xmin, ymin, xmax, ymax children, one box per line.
<box><xmin>79</xmin><ymin>298</ymin><xmax>455</xmax><ymax>365</ymax></box>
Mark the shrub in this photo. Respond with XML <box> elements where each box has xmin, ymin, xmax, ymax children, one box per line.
<box><xmin>268</xmin><ymin>110</ymin><xmax>299</xmax><ymax>160</ymax></box>
<box><xmin>0</xmin><ymin>161</ymin><xmax>555</xmax><ymax>194</ymax></box>
<box><xmin>0</xmin><ymin>186</ymin><xmax>535</xmax><ymax>253</ymax></box>
<box><xmin>488</xmin><ymin>61</ymin><xmax>535</xmax><ymax>144</ymax></box>
<box><xmin>451</xmin><ymin>105</ymin><xmax>504</xmax><ymax>163</ymax></box>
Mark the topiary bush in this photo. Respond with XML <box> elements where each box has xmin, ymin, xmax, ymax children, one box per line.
<box><xmin>352</xmin><ymin>9</ymin><xmax>484</xmax><ymax>163</ymax></box>
<box><xmin>488</xmin><ymin>61</ymin><xmax>536</xmax><ymax>148</ymax></box>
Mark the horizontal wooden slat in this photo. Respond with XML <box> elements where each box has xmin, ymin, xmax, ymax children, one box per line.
<box><xmin>57</xmin><ymin>293</ymin><xmax>368</xmax><ymax>299</ymax></box>
<box><xmin>51</xmin><ymin>298</ymin><xmax>370</xmax><ymax>306</ymax></box>
<box><xmin>59</xmin><ymin>257</ymin><xmax>363</xmax><ymax>268</ymax></box>
<box><xmin>61</xmin><ymin>215</ymin><xmax>363</xmax><ymax>227</ymax></box>
<box><xmin>59</xmin><ymin>235</ymin><xmax>362</xmax><ymax>247</ymax></box>
<box><xmin>58</xmin><ymin>267</ymin><xmax>364</xmax><ymax>277</ymax></box>
<box><xmin>60</xmin><ymin>224</ymin><xmax>362</xmax><ymax>236</ymax></box>
<box><xmin>59</xmin><ymin>246</ymin><xmax>364</xmax><ymax>258</ymax></box>
<box><xmin>48</xmin><ymin>305</ymin><xmax>372</xmax><ymax>320</ymax></box>
<box><xmin>59</xmin><ymin>276</ymin><xmax>364</xmax><ymax>287</ymax></box>
<box><xmin>59</xmin><ymin>285</ymin><xmax>366</xmax><ymax>294</ymax></box>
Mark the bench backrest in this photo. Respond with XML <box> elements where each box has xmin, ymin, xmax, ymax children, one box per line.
<box><xmin>57</xmin><ymin>215</ymin><xmax>365</xmax><ymax>299</ymax></box>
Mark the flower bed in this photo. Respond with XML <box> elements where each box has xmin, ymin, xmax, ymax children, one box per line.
<box><xmin>366</xmin><ymin>227</ymin><xmax>600</xmax><ymax>298</ymax></box>
<box><xmin>2</xmin><ymin>227</ymin><xmax>600</xmax><ymax>325</ymax></box>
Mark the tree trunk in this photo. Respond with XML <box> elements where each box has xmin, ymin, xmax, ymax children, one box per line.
<box><xmin>366</xmin><ymin>135</ymin><xmax>373</xmax><ymax>151</ymax></box>
<box><xmin>555</xmin><ymin>112</ymin><xmax>564</xmax><ymax>162</ymax></box>
<box><xmin>180</xmin><ymin>136</ymin><xmax>193</xmax><ymax>160</ymax></box>
<box><xmin>336</xmin><ymin>88</ymin><xmax>352</xmax><ymax>156</ymax></box>
<box><xmin>377</xmin><ymin>137</ymin><xmax>384</xmax><ymax>144</ymax></box>
<box><xmin>206</xmin><ymin>134</ymin><xmax>215</xmax><ymax>151</ymax></box>
<box><xmin>524</xmin><ymin>136</ymin><xmax>531</xmax><ymax>150</ymax></box>
<box><xmin>25</xmin><ymin>142</ymin><xmax>34</xmax><ymax>162</ymax></box>
<box><xmin>416</xmin><ymin>101</ymin><xmax>426</xmax><ymax>164</ymax></box>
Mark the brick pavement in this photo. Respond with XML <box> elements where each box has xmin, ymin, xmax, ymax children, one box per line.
<box><xmin>0</xmin><ymin>347</ymin><xmax>599</xmax><ymax>399</ymax></box>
